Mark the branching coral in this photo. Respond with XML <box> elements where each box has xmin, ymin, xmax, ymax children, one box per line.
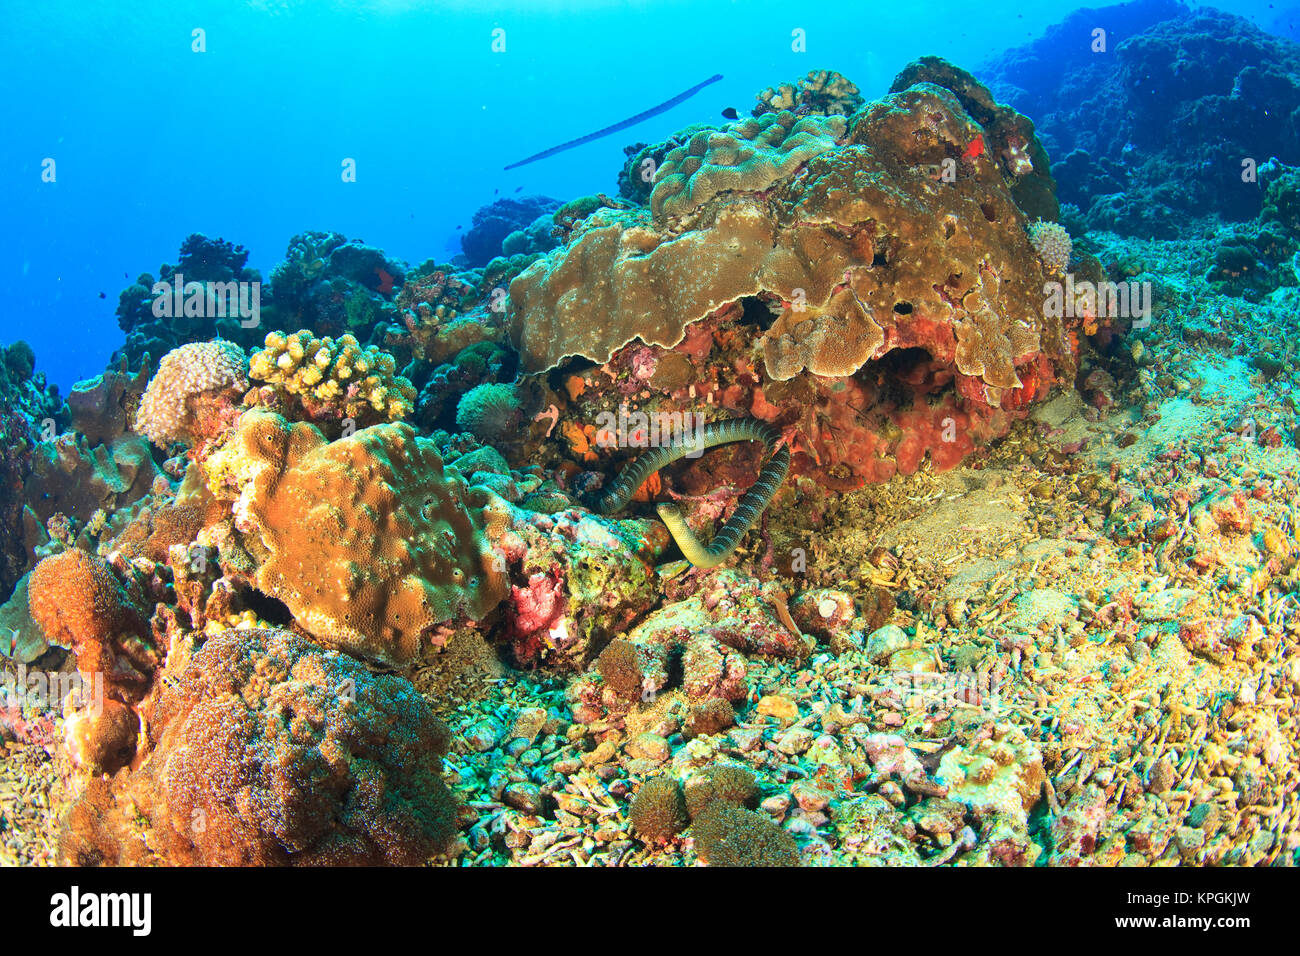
<box><xmin>248</xmin><ymin>330</ymin><xmax>415</xmax><ymax>426</ymax></box>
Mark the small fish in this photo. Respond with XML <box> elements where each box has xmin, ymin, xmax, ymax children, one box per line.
<box><xmin>721</xmin><ymin>107</ymin><xmax>738</xmax><ymax>120</ymax></box>
<box><xmin>795</xmin><ymin>104</ymin><xmax>812</xmax><ymax>117</ymax></box>
<box><xmin>455</xmin><ymin>224</ymin><xmax>463</xmax><ymax>230</ymax></box>
<box><xmin>514</xmin><ymin>186</ymin><xmax>522</xmax><ymax>193</ymax></box>
<box><xmin>98</xmin><ymin>291</ymin><xmax>106</xmax><ymax>298</ymax></box>
<box><xmin>962</xmin><ymin>134</ymin><xmax>985</xmax><ymax>160</ymax></box>
<box><xmin>494</xmin><ymin>188</ymin><xmax>499</xmax><ymax>195</ymax></box>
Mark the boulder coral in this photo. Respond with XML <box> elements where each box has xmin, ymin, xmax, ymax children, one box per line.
<box><xmin>134</xmin><ymin>340</ymin><xmax>249</xmax><ymax>449</ymax></box>
<box><xmin>27</xmin><ymin>549</ymin><xmax>158</xmax><ymax>705</ymax></box>
<box><xmin>753</xmin><ymin>69</ymin><xmax>864</xmax><ymax>118</ymax></box>
<box><xmin>61</xmin><ymin>628</ymin><xmax>459</xmax><ymax>866</ymax></box>
<box><xmin>650</xmin><ymin>111</ymin><xmax>848</xmax><ymax>223</ymax></box>
<box><xmin>203</xmin><ymin>409</ymin><xmax>507</xmax><ymax>666</ymax></box>
<box><xmin>513</xmin><ymin>60</ymin><xmax>1077</xmax><ymax>487</ymax></box>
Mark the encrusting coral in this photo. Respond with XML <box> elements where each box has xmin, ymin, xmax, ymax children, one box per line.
<box><xmin>202</xmin><ymin>409</ymin><xmax>507</xmax><ymax>666</ymax></box>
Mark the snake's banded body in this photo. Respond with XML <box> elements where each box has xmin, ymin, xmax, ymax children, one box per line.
<box><xmin>596</xmin><ymin>418</ymin><xmax>789</xmax><ymax>568</ymax></box>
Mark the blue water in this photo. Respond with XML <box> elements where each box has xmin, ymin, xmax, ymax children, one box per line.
<box><xmin>0</xmin><ymin>0</ymin><xmax>1286</xmax><ymax>391</ymax></box>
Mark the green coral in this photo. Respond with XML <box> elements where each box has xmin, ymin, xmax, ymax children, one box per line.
<box><xmin>455</xmin><ymin>382</ymin><xmax>522</xmax><ymax>442</ymax></box>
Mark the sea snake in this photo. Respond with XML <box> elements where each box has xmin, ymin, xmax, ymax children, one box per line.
<box><xmin>503</xmin><ymin>74</ymin><xmax>724</xmax><ymax>171</ymax></box>
<box><xmin>596</xmin><ymin>418</ymin><xmax>789</xmax><ymax>568</ymax></box>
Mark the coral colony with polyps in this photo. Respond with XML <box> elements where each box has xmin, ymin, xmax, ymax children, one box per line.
<box><xmin>2</xmin><ymin>0</ymin><xmax>1299</xmax><ymax>868</ymax></box>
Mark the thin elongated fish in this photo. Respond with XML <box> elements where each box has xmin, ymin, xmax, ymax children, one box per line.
<box><xmin>503</xmin><ymin>73</ymin><xmax>723</xmax><ymax>170</ymax></box>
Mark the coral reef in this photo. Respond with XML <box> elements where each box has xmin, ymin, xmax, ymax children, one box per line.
<box><xmin>247</xmin><ymin>330</ymin><xmax>416</xmax><ymax>428</ymax></box>
<box><xmin>60</xmin><ymin>628</ymin><xmax>458</xmax><ymax>865</ymax></box>
<box><xmin>691</xmin><ymin>801</ymin><xmax>800</xmax><ymax>866</ymax></box>
<box><xmin>134</xmin><ymin>340</ymin><xmax>249</xmax><ymax>449</ymax></box>
<box><xmin>461</xmin><ymin>196</ymin><xmax>562</xmax><ymax>267</ymax></box>
<box><xmin>203</xmin><ymin>410</ymin><xmax>507</xmax><ymax>666</ymax></box>
<box><xmin>753</xmin><ymin>69</ymin><xmax>864</xmax><ymax>118</ymax></box>
<box><xmin>0</xmin><ymin>340</ymin><xmax>66</xmax><ymax>601</ymax></box>
<box><xmin>8</xmin><ymin>48</ymin><xmax>1300</xmax><ymax>876</ymax></box>
<box><xmin>512</xmin><ymin>61</ymin><xmax>1074</xmax><ymax>487</ymax></box>
<box><xmin>114</xmin><ymin>234</ymin><xmax>263</xmax><ymax>366</ymax></box>
<box><xmin>266</xmin><ymin>231</ymin><xmax>405</xmax><ymax>340</ymax></box>
<box><xmin>983</xmin><ymin>0</ymin><xmax>1300</xmax><ymax>234</ymax></box>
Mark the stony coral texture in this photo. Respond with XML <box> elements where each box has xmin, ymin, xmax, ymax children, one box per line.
<box><xmin>1027</xmin><ymin>219</ymin><xmax>1073</xmax><ymax>275</ymax></box>
<box><xmin>133</xmin><ymin>340</ymin><xmax>248</xmax><ymax>447</ymax></box>
<box><xmin>27</xmin><ymin>549</ymin><xmax>158</xmax><ymax>705</ymax></box>
<box><xmin>63</xmin><ymin>628</ymin><xmax>459</xmax><ymax>866</ymax></box>
<box><xmin>203</xmin><ymin>409</ymin><xmax>508</xmax><ymax>666</ymax></box>
<box><xmin>248</xmin><ymin>329</ymin><xmax>415</xmax><ymax>427</ymax></box>
<box><xmin>753</xmin><ymin>69</ymin><xmax>864</xmax><ymax>118</ymax></box>
<box><xmin>510</xmin><ymin>61</ymin><xmax>1068</xmax><ymax>404</ymax></box>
